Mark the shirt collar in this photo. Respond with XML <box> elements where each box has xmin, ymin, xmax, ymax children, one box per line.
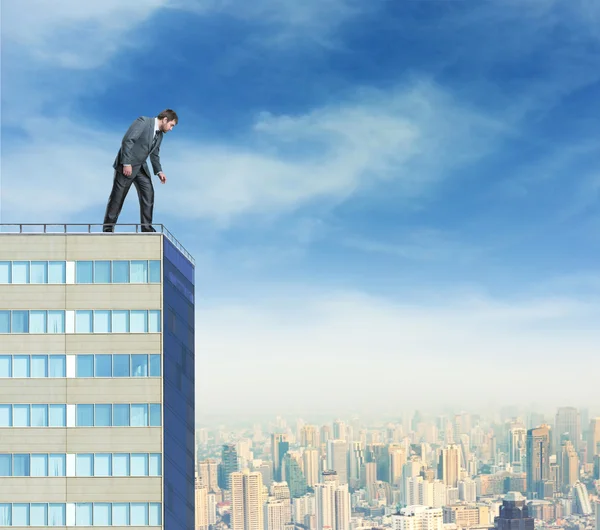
<box><xmin>154</xmin><ymin>118</ymin><xmax>160</xmax><ymax>134</ymax></box>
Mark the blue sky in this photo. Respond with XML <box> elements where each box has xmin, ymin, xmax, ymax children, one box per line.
<box><xmin>2</xmin><ymin>0</ymin><xmax>599</xmax><ymax>419</ymax></box>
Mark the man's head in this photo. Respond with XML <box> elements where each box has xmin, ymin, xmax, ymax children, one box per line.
<box><xmin>157</xmin><ymin>109</ymin><xmax>178</xmax><ymax>133</ymax></box>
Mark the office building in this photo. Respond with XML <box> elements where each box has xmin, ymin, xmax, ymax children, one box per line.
<box><xmin>392</xmin><ymin>506</ymin><xmax>443</xmax><ymax>530</ymax></box>
<box><xmin>494</xmin><ymin>492</ymin><xmax>533</xmax><ymax>530</ymax></box>
<box><xmin>0</xmin><ymin>225</ymin><xmax>195</xmax><ymax>529</ymax></box>
<box><xmin>526</xmin><ymin>425</ymin><xmax>551</xmax><ymax>499</ymax></box>
<box><xmin>231</xmin><ymin>469</ymin><xmax>264</xmax><ymax>530</ymax></box>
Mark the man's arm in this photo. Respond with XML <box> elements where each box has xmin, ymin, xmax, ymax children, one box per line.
<box><xmin>150</xmin><ymin>141</ymin><xmax>163</xmax><ymax>176</ymax></box>
<box><xmin>121</xmin><ymin>117</ymin><xmax>146</xmax><ymax>167</ymax></box>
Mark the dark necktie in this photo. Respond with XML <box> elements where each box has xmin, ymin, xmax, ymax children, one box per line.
<box><xmin>151</xmin><ymin>131</ymin><xmax>159</xmax><ymax>150</ymax></box>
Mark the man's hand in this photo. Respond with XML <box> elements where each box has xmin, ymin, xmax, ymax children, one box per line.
<box><xmin>122</xmin><ymin>165</ymin><xmax>132</xmax><ymax>177</ymax></box>
<box><xmin>158</xmin><ymin>172</ymin><xmax>167</xmax><ymax>184</ymax></box>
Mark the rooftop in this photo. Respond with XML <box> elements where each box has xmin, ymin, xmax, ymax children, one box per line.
<box><xmin>0</xmin><ymin>223</ymin><xmax>194</xmax><ymax>265</ymax></box>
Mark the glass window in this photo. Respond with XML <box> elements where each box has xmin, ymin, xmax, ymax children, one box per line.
<box><xmin>76</xmin><ymin>261</ymin><xmax>93</xmax><ymax>283</ymax></box>
<box><xmin>12</xmin><ymin>261</ymin><xmax>30</xmax><ymax>284</ymax></box>
<box><xmin>76</xmin><ymin>404</ymin><xmax>94</xmax><ymax>427</ymax></box>
<box><xmin>131</xmin><ymin>453</ymin><xmax>149</xmax><ymax>476</ymax></box>
<box><xmin>94</xmin><ymin>261</ymin><xmax>111</xmax><ymax>283</ymax></box>
<box><xmin>150</xmin><ymin>404</ymin><xmax>161</xmax><ymax>427</ymax></box>
<box><xmin>94</xmin><ymin>453</ymin><xmax>111</xmax><ymax>476</ymax></box>
<box><xmin>0</xmin><ymin>455</ymin><xmax>11</xmax><ymax>476</ymax></box>
<box><xmin>130</xmin><ymin>310</ymin><xmax>148</xmax><ymax>333</ymax></box>
<box><xmin>76</xmin><ymin>454</ymin><xmax>93</xmax><ymax>477</ymax></box>
<box><xmin>0</xmin><ymin>405</ymin><xmax>12</xmax><ymax>427</ymax></box>
<box><xmin>131</xmin><ymin>404</ymin><xmax>148</xmax><ymax>427</ymax></box>
<box><xmin>112</xmin><ymin>454</ymin><xmax>130</xmax><ymax>477</ymax></box>
<box><xmin>75</xmin><ymin>503</ymin><xmax>92</xmax><ymax>526</ymax></box>
<box><xmin>149</xmin><ymin>260</ymin><xmax>161</xmax><ymax>283</ymax></box>
<box><xmin>149</xmin><ymin>355</ymin><xmax>161</xmax><ymax>377</ymax></box>
<box><xmin>48</xmin><ymin>261</ymin><xmax>66</xmax><ymax>284</ymax></box>
<box><xmin>31</xmin><ymin>504</ymin><xmax>48</xmax><ymax>526</ymax></box>
<box><xmin>49</xmin><ymin>355</ymin><xmax>66</xmax><ymax>377</ymax></box>
<box><xmin>93</xmin><ymin>310</ymin><xmax>111</xmax><ymax>333</ymax></box>
<box><xmin>113</xmin><ymin>261</ymin><xmax>130</xmax><ymax>283</ymax></box>
<box><xmin>31</xmin><ymin>355</ymin><xmax>48</xmax><ymax>377</ymax></box>
<box><xmin>31</xmin><ymin>261</ymin><xmax>48</xmax><ymax>284</ymax></box>
<box><xmin>47</xmin><ymin>310</ymin><xmax>65</xmax><ymax>333</ymax></box>
<box><xmin>31</xmin><ymin>404</ymin><xmax>48</xmax><ymax>427</ymax></box>
<box><xmin>149</xmin><ymin>310</ymin><xmax>161</xmax><ymax>332</ymax></box>
<box><xmin>112</xmin><ymin>503</ymin><xmax>130</xmax><ymax>525</ymax></box>
<box><xmin>131</xmin><ymin>354</ymin><xmax>148</xmax><ymax>377</ymax></box>
<box><xmin>76</xmin><ymin>310</ymin><xmax>93</xmax><ymax>333</ymax></box>
<box><xmin>77</xmin><ymin>355</ymin><xmax>94</xmax><ymax>377</ymax></box>
<box><xmin>113</xmin><ymin>404</ymin><xmax>130</xmax><ymax>426</ymax></box>
<box><xmin>0</xmin><ymin>262</ymin><xmax>10</xmax><ymax>284</ymax></box>
<box><xmin>49</xmin><ymin>454</ymin><xmax>66</xmax><ymax>476</ymax></box>
<box><xmin>0</xmin><ymin>356</ymin><xmax>11</xmax><ymax>378</ymax></box>
<box><xmin>149</xmin><ymin>454</ymin><xmax>162</xmax><ymax>476</ymax></box>
<box><xmin>93</xmin><ymin>503</ymin><xmax>111</xmax><ymax>526</ymax></box>
<box><xmin>13</xmin><ymin>405</ymin><xmax>30</xmax><ymax>427</ymax></box>
<box><xmin>94</xmin><ymin>404</ymin><xmax>112</xmax><ymax>427</ymax></box>
<box><xmin>0</xmin><ymin>311</ymin><xmax>9</xmax><ymax>333</ymax></box>
<box><xmin>49</xmin><ymin>405</ymin><xmax>66</xmax><ymax>427</ymax></box>
<box><xmin>95</xmin><ymin>354</ymin><xmax>112</xmax><ymax>377</ymax></box>
<box><xmin>12</xmin><ymin>310</ymin><xmax>29</xmax><ymax>333</ymax></box>
<box><xmin>13</xmin><ymin>355</ymin><xmax>30</xmax><ymax>377</ymax></box>
<box><xmin>112</xmin><ymin>310</ymin><xmax>129</xmax><ymax>333</ymax></box>
<box><xmin>149</xmin><ymin>503</ymin><xmax>162</xmax><ymax>526</ymax></box>
<box><xmin>48</xmin><ymin>504</ymin><xmax>65</xmax><ymax>526</ymax></box>
<box><xmin>29</xmin><ymin>310</ymin><xmax>47</xmax><ymax>333</ymax></box>
<box><xmin>130</xmin><ymin>503</ymin><xmax>148</xmax><ymax>526</ymax></box>
<box><xmin>12</xmin><ymin>504</ymin><xmax>29</xmax><ymax>527</ymax></box>
<box><xmin>0</xmin><ymin>504</ymin><xmax>11</xmax><ymax>526</ymax></box>
<box><xmin>113</xmin><ymin>355</ymin><xmax>130</xmax><ymax>377</ymax></box>
<box><xmin>13</xmin><ymin>454</ymin><xmax>30</xmax><ymax>476</ymax></box>
<box><xmin>130</xmin><ymin>260</ymin><xmax>148</xmax><ymax>283</ymax></box>
<box><xmin>31</xmin><ymin>454</ymin><xmax>48</xmax><ymax>476</ymax></box>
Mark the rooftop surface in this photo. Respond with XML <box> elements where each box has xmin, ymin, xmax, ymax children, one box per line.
<box><xmin>0</xmin><ymin>223</ymin><xmax>194</xmax><ymax>265</ymax></box>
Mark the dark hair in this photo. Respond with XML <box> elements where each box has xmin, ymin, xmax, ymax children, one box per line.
<box><xmin>157</xmin><ymin>109</ymin><xmax>178</xmax><ymax>123</ymax></box>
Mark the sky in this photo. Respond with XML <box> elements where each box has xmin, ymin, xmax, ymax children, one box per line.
<box><xmin>1</xmin><ymin>0</ymin><xmax>600</xmax><ymax>421</ymax></box>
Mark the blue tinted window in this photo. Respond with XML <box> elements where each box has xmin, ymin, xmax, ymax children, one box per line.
<box><xmin>149</xmin><ymin>454</ymin><xmax>162</xmax><ymax>476</ymax></box>
<box><xmin>113</xmin><ymin>261</ymin><xmax>130</xmax><ymax>283</ymax></box>
<box><xmin>49</xmin><ymin>355</ymin><xmax>66</xmax><ymax>377</ymax></box>
<box><xmin>130</xmin><ymin>310</ymin><xmax>148</xmax><ymax>333</ymax></box>
<box><xmin>95</xmin><ymin>404</ymin><xmax>112</xmax><ymax>427</ymax></box>
<box><xmin>49</xmin><ymin>454</ymin><xmax>66</xmax><ymax>476</ymax></box>
<box><xmin>12</xmin><ymin>262</ymin><xmax>29</xmax><ymax>284</ymax></box>
<box><xmin>112</xmin><ymin>503</ymin><xmax>129</xmax><ymax>526</ymax></box>
<box><xmin>94</xmin><ymin>454</ymin><xmax>111</xmax><ymax>476</ymax></box>
<box><xmin>149</xmin><ymin>310</ymin><xmax>161</xmax><ymax>332</ymax></box>
<box><xmin>76</xmin><ymin>404</ymin><xmax>94</xmax><ymax>427</ymax></box>
<box><xmin>12</xmin><ymin>504</ymin><xmax>28</xmax><ymax>526</ymax></box>
<box><xmin>0</xmin><ymin>504</ymin><xmax>11</xmax><ymax>525</ymax></box>
<box><xmin>149</xmin><ymin>355</ymin><xmax>161</xmax><ymax>376</ymax></box>
<box><xmin>112</xmin><ymin>454</ymin><xmax>129</xmax><ymax>477</ymax></box>
<box><xmin>76</xmin><ymin>454</ymin><xmax>93</xmax><ymax>477</ymax></box>
<box><xmin>112</xmin><ymin>310</ymin><xmax>129</xmax><ymax>333</ymax></box>
<box><xmin>94</xmin><ymin>503</ymin><xmax>112</xmax><ymax>526</ymax></box>
<box><xmin>131</xmin><ymin>454</ymin><xmax>148</xmax><ymax>476</ymax></box>
<box><xmin>0</xmin><ymin>405</ymin><xmax>12</xmax><ymax>427</ymax></box>
<box><xmin>149</xmin><ymin>261</ymin><xmax>161</xmax><ymax>283</ymax></box>
<box><xmin>76</xmin><ymin>310</ymin><xmax>93</xmax><ymax>333</ymax></box>
<box><xmin>130</xmin><ymin>503</ymin><xmax>148</xmax><ymax>525</ymax></box>
<box><xmin>113</xmin><ymin>405</ymin><xmax>130</xmax><ymax>426</ymax></box>
<box><xmin>49</xmin><ymin>405</ymin><xmax>66</xmax><ymax>427</ymax></box>
<box><xmin>130</xmin><ymin>261</ymin><xmax>148</xmax><ymax>283</ymax></box>
<box><xmin>31</xmin><ymin>355</ymin><xmax>48</xmax><ymax>377</ymax></box>
<box><xmin>48</xmin><ymin>504</ymin><xmax>64</xmax><ymax>526</ymax></box>
<box><xmin>113</xmin><ymin>355</ymin><xmax>130</xmax><ymax>377</ymax></box>
<box><xmin>30</xmin><ymin>261</ymin><xmax>48</xmax><ymax>284</ymax></box>
<box><xmin>150</xmin><ymin>404</ymin><xmax>161</xmax><ymax>427</ymax></box>
<box><xmin>0</xmin><ymin>311</ymin><xmax>9</xmax><ymax>333</ymax></box>
<box><xmin>47</xmin><ymin>311</ymin><xmax>65</xmax><ymax>333</ymax></box>
<box><xmin>76</xmin><ymin>261</ymin><xmax>93</xmax><ymax>283</ymax></box>
<box><xmin>29</xmin><ymin>311</ymin><xmax>47</xmax><ymax>333</ymax></box>
<box><xmin>0</xmin><ymin>356</ymin><xmax>11</xmax><ymax>378</ymax></box>
<box><xmin>13</xmin><ymin>355</ymin><xmax>29</xmax><ymax>377</ymax></box>
<box><xmin>76</xmin><ymin>503</ymin><xmax>93</xmax><ymax>526</ymax></box>
<box><xmin>77</xmin><ymin>355</ymin><xmax>94</xmax><ymax>377</ymax></box>
<box><xmin>131</xmin><ymin>355</ymin><xmax>148</xmax><ymax>377</ymax></box>
<box><xmin>31</xmin><ymin>405</ymin><xmax>48</xmax><ymax>427</ymax></box>
<box><xmin>48</xmin><ymin>261</ymin><xmax>66</xmax><ymax>284</ymax></box>
<box><xmin>13</xmin><ymin>405</ymin><xmax>30</xmax><ymax>427</ymax></box>
<box><xmin>31</xmin><ymin>504</ymin><xmax>47</xmax><ymax>526</ymax></box>
<box><xmin>12</xmin><ymin>311</ymin><xmax>29</xmax><ymax>333</ymax></box>
<box><xmin>93</xmin><ymin>310</ymin><xmax>111</xmax><ymax>333</ymax></box>
<box><xmin>13</xmin><ymin>454</ymin><xmax>30</xmax><ymax>476</ymax></box>
<box><xmin>95</xmin><ymin>354</ymin><xmax>112</xmax><ymax>377</ymax></box>
<box><xmin>149</xmin><ymin>503</ymin><xmax>162</xmax><ymax>526</ymax></box>
<box><xmin>0</xmin><ymin>262</ymin><xmax>10</xmax><ymax>283</ymax></box>
<box><xmin>30</xmin><ymin>454</ymin><xmax>48</xmax><ymax>477</ymax></box>
<box><xmin>131</xmin><ymin>404</ymin><xmax>148</xmax><ymax>427</ymax></box>
<box><xmin>0</xmin><ymin>455</ymin><xmax>11</xmax><ymax>476</ymax></box>
<box><xmin>94</xmin><ymin>261</ymin><xmax>111</xmax><ymax>283</ymax></box>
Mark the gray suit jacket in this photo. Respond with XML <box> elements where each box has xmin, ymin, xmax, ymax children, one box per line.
<box><xmin>113</xmin><ymin>116</ymin><xmax>163</xmax><ymax>178</ymax></box>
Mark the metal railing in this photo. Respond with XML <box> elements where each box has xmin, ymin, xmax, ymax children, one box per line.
<box><xmin>0</xmin><ymin>223</ymin><xmax>195</xmax><ymax>265</ymax></box>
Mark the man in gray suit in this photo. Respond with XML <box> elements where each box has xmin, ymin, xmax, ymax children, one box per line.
<box><xmin>103</xmin><ymin>109</ymin><xmax>178</xmax><ymax>232</ymax></box>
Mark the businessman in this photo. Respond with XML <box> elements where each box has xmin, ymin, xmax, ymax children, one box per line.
<box><xmin>103</xmin><ymin>109</ymin><xmax>178</xmax><ymax>232</ymax></box>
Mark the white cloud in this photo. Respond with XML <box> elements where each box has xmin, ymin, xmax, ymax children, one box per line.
<box><xmin>195</xmin><ymin>286</ymin><xmax>600</xmax><ymax>416</ymax></box>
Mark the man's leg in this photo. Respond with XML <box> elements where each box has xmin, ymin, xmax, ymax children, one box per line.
<box><xmin>103</xmin><ymin>169</ymin><xmax>134</xmax><ymax>232</ymax></box>
<box><xmin>133</xmin><ymin>169</ymin><xmax>155</xmax><ymax>232</ymax></box>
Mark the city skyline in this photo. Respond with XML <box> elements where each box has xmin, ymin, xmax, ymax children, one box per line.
<box><xmin>3</xmin><ymin>0</ymin><xmax>600</xmax><ymax>415</ymax></box>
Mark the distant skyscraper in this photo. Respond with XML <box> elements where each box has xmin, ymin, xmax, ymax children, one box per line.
<box><xmin>438</xmin><ymin>444</ymin><xmax>460</xmax><ymax>487</ymax></box>
<box><xmin>283</xmin><ymin>452</ymin><xmax>308</xmax><ymax>498</ymax></box>
<box><xmin>348</xmin><ymin>441</ymin><xmax>364</xmax><ymax>483</ymax></box>
<box><xmin>560</xmin><ymin>440</ymin><xmax>579</xmax><ymax>489</ymax></box>
<box><xmin>301</xmin><ymin>425</ymin><xmax>319</xmax><ymax>447</ymax></box>
<box><xmin>195</xmin><ymin>483</ymin><xmax>209</xmax><ymax>530</ymax></box>
<box><xmin>314</xmin><ymin>475</ymin><xmax>350</xmax><ymax>530</ymax></box>
<box><xmin>509</xmin><ymin>427</ymin><xmax>527</xmax><ymax>465</ymax></box>
<box><xmin>526</xmin><ymin>425</ymin><xmax>551</xmax><ymax>499</ymax></box>
<box><xmin>231</xmin><ymin>469</ymin><xmax>264</xmax><ymax>530</ymax></box>
<box><xmin>272</xmin><ymin>433</ymin><xmax>290</xmax><ymax>482</ymax></box>
<box><xmin>588</xmin><ymin>418</ymin><xmax>600</xmax><ymax>464</ymax></box>
<box><xmin>333</xmin><ymin>420</ymin><xmax>346</xmax><ymax>441</ymax></box>
<box><xmin>327</xmin><ymin>440</ymin><xmax>348</xmax><ymax>485</ymax></box>
<box><xmin>198</xmin><ymin>458</ymin><xmax>220</xmax><ymax>492</ymax></box>
<box><xmin>392</xmin><ymin>506</ymin><xmax>443</xmax><ymax>530</ymax></box>
<box><xmin>573</xmin><ymin>481</ymin><xmax>592</xmax><ymax>515</ymax></box>
<box><xmin>494</xmin><ymin>492</ymin><xmax>534</xmax><ymax>530</ymax></box>
<box><xmin>303</xmin><ymin>448</ymin><xmax>320</xmax><ymax>487</ymax></box>
<box><xmin>264</xmin><ymin>498</ymin><xmax>292</xmax><ymax>530</ymax></box>
<box><xmin>555</xmin><ymin>407</ymin><xmax>581</xmax><ymax>451</ymax></box>
<box><xmin>219</xmin><ymin>443</ymin><xmax>239</xmax><ymax>490</ymax></box>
